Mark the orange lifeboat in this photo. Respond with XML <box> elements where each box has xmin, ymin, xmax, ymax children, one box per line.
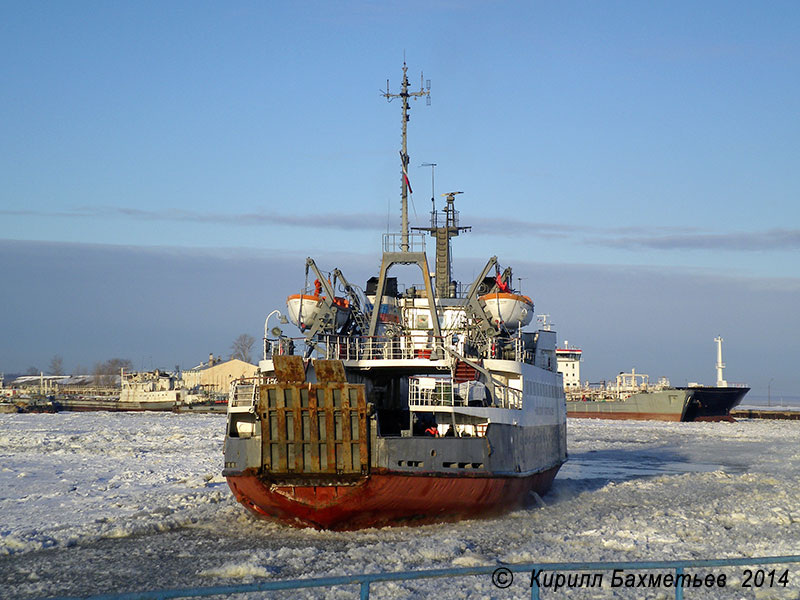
<box><xmin>479</xmin><ymin>292</ymin><xmax>533</xmax><ymax>330</ymax></box>
<box><xmin>286</xmin><ymin>294</ymin><xmax>350</xmax><ymax>330</ymax></box>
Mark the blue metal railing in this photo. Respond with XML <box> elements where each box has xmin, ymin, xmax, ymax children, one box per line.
<box><xmin>46</xmin><ymin>555</ymin><xmax>800</xmax><ymax>600</ymax></box>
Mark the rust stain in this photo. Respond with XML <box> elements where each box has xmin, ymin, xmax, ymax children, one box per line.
<box><xmin>313</xmin><ymin>359</ymin><xmax>347</xmax><ymax>383</ymax></box>
<box><xmin>273</xmin><ymin>355</ymin><xmax>306</xmax><ymax>383</ymax></box>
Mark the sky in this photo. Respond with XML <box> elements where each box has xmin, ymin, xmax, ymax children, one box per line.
<box><xmin>1</xmin><ymin>1</ymin><xmax>799</xmax><ymax>402</ymax></box>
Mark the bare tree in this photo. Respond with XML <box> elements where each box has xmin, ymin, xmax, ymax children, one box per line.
<box><xmin>93</xmin><ymin>362</ymin><xmax>108</xmax><ymax>386</ymax></box>
<box><xmin>94</xmin><ymin>358</ymin><xmax>133</xmax><ymax>386</ymax></box>
<box><xmin>49</xmin><ymin>355</ymin><xmax>64</xmax><ymax>376</ymax></box>
<box><xmin>231</xmin><ymin>334</ymin><xmax>256</xmax><ymax>364</ymax></box>
<box><xmin>105</xmin><ymin>358</ymin><xmax>133</xmax><ymax>374</ymax></box>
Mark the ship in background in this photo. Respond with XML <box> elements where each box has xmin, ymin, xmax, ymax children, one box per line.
<box><xmin>558</xmin><ymin>336</ymin><xmax>748</xmax><ymax>421</ymax></box>
<box><xmin>222</xmin><ymin>63</ymin><xmax>568</xmax><ymax>530</ymax></box>
<box><xmin>3</xmin><ymin>357</ymin><xmax>254</xmax><ymax>413</ymax></box>
<box><xmin>52</xmin><ymin>369</ymin><xmax>180</xmax><ymax>412</ymax></box>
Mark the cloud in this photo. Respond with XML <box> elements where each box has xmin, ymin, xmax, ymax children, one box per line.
<box><xmin>591</xmin><ymin>229</ymin><xmax>800</xmax><ymax>251</ymax></box>
<box><xmin>4</xmin><ymin>205</ymin><xmax>800</xmax><ymax>252</ymax></box>
<box><xmin>0</xmin><ymin>206</ymin><xmax>388</xmax><ymax>231</ymax></box>
<box><xmin>0</xmin><ymin>205</ymin><xmax>691</xmax><ymax>236</ymax></box>
<box><xmin>471</xmin><ymin>217</ymin><xmax>700</xmax><ymax>239</ymax></box>
<box><xmin>112</xmin><ymin>207</ymin><xmax>389</xmax><ymax>231</ymax></box>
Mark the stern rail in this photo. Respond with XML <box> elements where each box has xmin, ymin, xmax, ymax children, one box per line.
<box><xmin>229</xmin><ymin>383</ymin><xmax>256</xmax><ymax>408</ymax></box>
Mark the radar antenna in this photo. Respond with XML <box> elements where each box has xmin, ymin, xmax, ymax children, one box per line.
<box><xmin>383</xmin><ymin>62</ymin><xmax>431</xmax><ymax>252</ymax></box>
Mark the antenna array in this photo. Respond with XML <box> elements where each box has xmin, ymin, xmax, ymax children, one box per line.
<box><xmin>383</xmin><ymin>62</ymin><xmax>431</xmax><ymax>252</ymax></box>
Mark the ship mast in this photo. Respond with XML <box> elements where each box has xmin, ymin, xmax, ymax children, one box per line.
<box><xmin>715</xmin><ymin>336</ymin><xmax>728</xmax><ymax>387</ymax></box>
<box><xmin>368</xmin><ymin>64</ymin><xmax>441</xmax><ymax>341</ymax></box>
<box><xmin>383</xmin><ymin>62</ymin><xmax>430</xmax><ymax>251</ymax></box>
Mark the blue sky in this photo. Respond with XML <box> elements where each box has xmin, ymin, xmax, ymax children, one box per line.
<box><xmin>2</xmin><ymin>1</ymin><xmax>799</xmax><ymax>402</ymax></box>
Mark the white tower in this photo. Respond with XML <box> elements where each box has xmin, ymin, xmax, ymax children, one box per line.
<box><xmin>715</xmin><ymin>336</ymin><xmax>728</xmax><ymax>388</ymax></box>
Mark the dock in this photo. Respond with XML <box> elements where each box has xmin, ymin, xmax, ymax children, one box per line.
<box><xmin>731</xmin><ymin>408</ymin><xmax>800</xmax><ymax>420</ymax></box>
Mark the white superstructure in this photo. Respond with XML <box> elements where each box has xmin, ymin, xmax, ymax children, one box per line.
<box><xmin>556</xmin><ymin>342</ymin><xmax>582</xmax><ymax>390</ymax></box>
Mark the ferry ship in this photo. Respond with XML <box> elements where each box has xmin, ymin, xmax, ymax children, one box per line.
<box><xmin>222</xmin><ymin>64</ymin><xmax>568</xmax><ymax>530</ymax></box>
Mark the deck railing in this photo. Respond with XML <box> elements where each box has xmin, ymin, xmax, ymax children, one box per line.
<box><xmin>320</xmin><ymin>334</ymin><xmax>448</xmax><ymax>361</ymax></box>
<box><xmin>495</xmin><ymin>383</ymin><xmax>524</xmax><ymax>409</ymax></box>
<box><xmin>408</xmin><ymin>376</ymin><xmax>522</xmax><ymax>410</ymax></box>
<box><xmin>319</xmin><ymin>334</ymin><xmax>535</xmax><ymax>365</ymax></box>
<box><xmin>262</xmin><ymin>333</ymin><xmax>535</xmax><ymax>365</ymax></box>
<box><xmin>228</xmin><ymin>383</ymin><xmax>256</xmax><ymax>408</ymax></box>
<box><xmin>263</xmin><ymin>337</ymin><xmax>300</xmax><ymax>360</ymax></box>
<box><xmin>382</xmin><ymin>231</ymin><xmax>427</xmax><ymax>253</ymax></box>
<box><xmin>44</xmin><ymin>555</ymin><xmax>800</xmax><ymax>600</ymax></box>
<box><xmin>408</xmin><ymin>376</ymin><xmax>456</xmax><ymax>406</ymax></box>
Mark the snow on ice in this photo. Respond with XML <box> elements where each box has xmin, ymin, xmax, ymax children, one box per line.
<box><xmin>2</xmin><ymin>412</ymin><xmax>799</xmax><ymax>599</ymax></box>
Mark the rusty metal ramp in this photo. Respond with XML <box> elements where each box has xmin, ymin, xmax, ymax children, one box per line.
<box><xmin>258</xmin><ymin>360</ymin><xmax>368</xmax><ymax>482</ymax></box>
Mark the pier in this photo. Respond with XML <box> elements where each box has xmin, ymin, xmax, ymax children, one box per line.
<box><xmin>731</xmin><ymin>408</ymin><xmax>800</xmax><ymax>420</ymax></box>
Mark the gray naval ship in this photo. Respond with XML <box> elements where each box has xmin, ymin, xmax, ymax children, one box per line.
<box><xmin>558</xmin><ymin>337</ymin><xmax>748</xmax><ymax>422</ymax></box>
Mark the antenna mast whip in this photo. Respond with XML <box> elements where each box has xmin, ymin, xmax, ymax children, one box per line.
<box><xmin>383</xmin><ymin>62</ymin><xmax>431</xmax><ymax>251</ymax></box>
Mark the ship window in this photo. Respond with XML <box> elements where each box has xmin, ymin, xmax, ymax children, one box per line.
<box><xmin>443</xmin><ymin>462</ymin><xmax>484</xmax><ymax>469</ymax></box>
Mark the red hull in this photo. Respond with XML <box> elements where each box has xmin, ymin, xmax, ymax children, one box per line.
<box><xmin>568</xmin><ymin>411</ymin><xmax>682</xmax><ymax>422</ymax></box>
<box><xmin>226</xmin><ymin>466</ymin><xmax>561</xmax><ymax>530</ymax></box>
<box><xmin>568</xmin><ymin>411</ymin><xmax>736</xmax><ymax>422</ymax></box>
<box><xmin>694</xmin><ymin>415</ymin><xmax>736</xmax><ymax>422</ymax></box>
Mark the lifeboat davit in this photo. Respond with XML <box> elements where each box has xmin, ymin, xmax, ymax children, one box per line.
<box><xmin>286</xmin><ymin>294</ymin><xmax>350</xmax><ymax>330</ymax></box>
<box><xmin>479</xmin><ymin>292</ymin><xmax>533</xmax><ymax>330</ymax></box>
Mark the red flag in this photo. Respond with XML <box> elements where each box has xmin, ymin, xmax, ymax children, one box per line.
<box><xmin>403</xmin><ymin>171</ymin><xmax>413</xmax><ymax>193</ymax></box>
<box><xmin>400</xmin><ymin>151</ymin><xmax>413</xmax><ymax>193</ymax></box>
